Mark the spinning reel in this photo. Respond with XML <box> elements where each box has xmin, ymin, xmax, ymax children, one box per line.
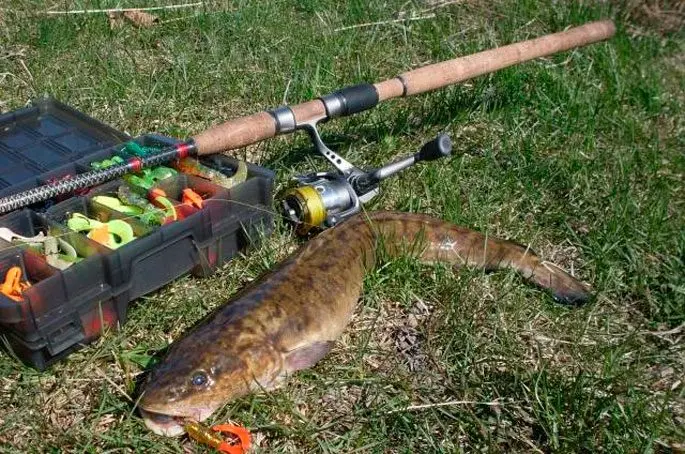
<box><xmin>280</xmin><ymin>117</ymin><xmax>452</xmax><ymax>235</ymax></box>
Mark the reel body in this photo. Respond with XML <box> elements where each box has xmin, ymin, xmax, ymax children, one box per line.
<box><xmin>282</xmin><ymin>173</ymin><xmax>367</xmax><ymax>236</ymax></box>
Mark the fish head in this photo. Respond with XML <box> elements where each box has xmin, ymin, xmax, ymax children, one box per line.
<box><xmin>138</xmin><ymin>339</ymin><xmax>251</xmax><ymax>437</ymax></box>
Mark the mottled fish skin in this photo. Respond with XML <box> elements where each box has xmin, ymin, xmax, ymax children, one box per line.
<box><xmin>138</xmin><ymin>211</ymin><xmax>590</xmax><ymax>436</ymax></box>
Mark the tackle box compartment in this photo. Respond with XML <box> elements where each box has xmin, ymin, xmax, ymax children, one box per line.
<box><xmin>0</xmin><ymin>99</ymin><xmax>274</xmax><ymax>370</ymax></box>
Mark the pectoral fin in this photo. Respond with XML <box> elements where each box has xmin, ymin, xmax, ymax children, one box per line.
<box><xmin>284</xmin><ymin>341</ymin><xmax>335</xmax><ymax>372</ymax></box>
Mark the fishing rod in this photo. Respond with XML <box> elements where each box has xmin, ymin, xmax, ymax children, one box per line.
<box><xmin>0</xmin><ymin>20</ymin><xmax>615</xmax><ymax>219</ymax></box>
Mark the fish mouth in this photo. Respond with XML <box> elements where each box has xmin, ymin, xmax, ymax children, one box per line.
<box><xmin>139</xmin><ymin>407</ymin><xmax>213</xmax><ymax>437</ymax></box>
<box><xmin>140</xmin><ymin>408</ymin><xmax>186</xmax><ymax>437</ymax></box>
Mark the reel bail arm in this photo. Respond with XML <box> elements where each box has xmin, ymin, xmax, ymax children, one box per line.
<box><xmin>269</xmin><ymin>83</ymin><xmax>380</xmax><ymax>176</ymax></box>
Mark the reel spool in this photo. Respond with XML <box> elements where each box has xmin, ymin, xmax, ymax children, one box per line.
<box><xmin>282</xmin><ymin>134</ymin><xmax>452</xmax><ymax>236</ymax></box>
<box><xmin>283</xmin><ymin>176</ymin><xmax>360</xmax><ymax>236</ymax></box>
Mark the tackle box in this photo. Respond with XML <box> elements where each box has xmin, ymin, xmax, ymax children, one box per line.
<box><xmin>0</xmin><ymin>98</ymin><xmax>274</xmax><ymax>370</ymax></box>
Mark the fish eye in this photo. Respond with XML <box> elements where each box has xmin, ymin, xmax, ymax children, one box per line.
<box><xmin>191</xmin><ymin>371</ymin><xmax>208</xmax><ymax>386</ymax></box>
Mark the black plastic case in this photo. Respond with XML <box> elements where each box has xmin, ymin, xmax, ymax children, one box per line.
<box><xmin>0</xmin><ymin>99</ymin><xmax>274</xmax><ymax>369</ymax></box>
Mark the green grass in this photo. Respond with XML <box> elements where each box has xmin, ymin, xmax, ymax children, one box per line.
<box><xmin>1</xmin><ymin>0</ymin><xmax>683</xmax><ymax>452</ymax></box>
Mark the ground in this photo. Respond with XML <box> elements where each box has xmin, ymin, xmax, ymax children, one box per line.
<box><xmin>0</xmin><ymin>0</ymin><xmax>683</xmax><ymax>452</ymax></box>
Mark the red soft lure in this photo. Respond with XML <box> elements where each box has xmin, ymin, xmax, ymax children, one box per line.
<box><xmin>185</xmin><ymin>420</ymin><xmax>251</xmax><ymax>454</ymax></box>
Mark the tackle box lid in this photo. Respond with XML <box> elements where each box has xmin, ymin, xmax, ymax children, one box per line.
<box><xmin>0</xmin><ymin>97</ymin><xmax>129</xmax><ymax>197</ymax></box>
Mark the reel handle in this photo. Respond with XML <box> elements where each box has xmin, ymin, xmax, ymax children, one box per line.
<box><xmin>417</xmin><ymin>134</ymin><xmax>452</xmax><ymax>162</ymax></box>
<box><xmin>353</xmin><ymin>134</ymin><xmax>452</xmax><ymax>195</ymax></box>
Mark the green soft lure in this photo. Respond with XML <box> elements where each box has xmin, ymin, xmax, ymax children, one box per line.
<box><xmin>123</xmin><ymin>166</ymin><xmax>178</xmax><ymax>191</ymax></box>
<box><xmin>67</xmin><ymin>213</ymin><xmax>136</xmax><ymax>249</ymax></box>
<box><xmin>117</xmin><ymin>185</ymin><xmax>166</xmax><ymax>225</ymax></box>
<box><xmin>92</xmin><ymin>196</ymin><xmax>144</xmax><ymax>217</ymax></box>
<box><xmin>174</xmin><ymin>158</ymin><xmax>247</xmax><ymax>188</ymax></box>
<box><xmin>90</xmin><ymin>156</ymin><xmax>125</xmax><ymax>170</ymax></box>
<box><xmin>120</xmin><ymin>141</ymin><xmax>164</xmax><ymax>158</ymax></box>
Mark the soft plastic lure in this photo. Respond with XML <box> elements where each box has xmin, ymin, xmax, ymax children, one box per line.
<box><xmin>92</xmin><ymin>196</ymin><xmax>144</xmax><ymax>217</ymax></box>
<box><xmin>184</xmin><ymin>420</ymin><xmax>251</xmax><ymax>454</ymax></box>
<box><xmin>92</xmin><ymin>187</ymin><xmax>166</xmax><ymax>226</ymax></box>
<box><xmin>67</xmin><ymin>213</ymin><xmax>136</xmax><ymax>249</ymax></box>
<box><xmin>174</xmin><ymin>158</ymin><xmax>247</xmax><ymax>189</ymax></box>
<box><xmin>1</xmin><ymin>267</ymin><xmax>31</xmax><ymax>302</ymax></box>
<box><xmin>41</xmin><ymin>236</ymin><xmax>80</xmax><ymax>270</ymax></box>
<box><xmin>147</xmin><ymin>188</ymin><xmax>178</xmax><ymax>223</ymax></box>
<box><xmin>0</xmin><ymin>228</ymin><xmax>81</xmax><ymax>270</ymax></box>
<box><xmin>90</xmin><ymin>156</ymin><xmax>125</xmax><ymax>170</ymax></box>
<box><xmin>181</xmin><ymin>188</ymin><xmax>204</xmax><ymax>209</ymax></box>
<box><xmin>118</xmin><ymin>186</ymin><xmax>168</xmax><ymax>225</ymax></box>
<box><xmin>123</xmin><ymin>166</ymin><xmax>178</xmax><ymax>191</ymax></box>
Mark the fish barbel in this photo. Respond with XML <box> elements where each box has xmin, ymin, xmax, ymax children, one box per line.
<box><xmin>139</xmin><ymin>211</ymin><xmax>590</xmax><ymax>436</ymax></box>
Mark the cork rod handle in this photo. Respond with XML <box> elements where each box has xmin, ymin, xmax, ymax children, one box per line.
<box><xmin>374</xmin><ymin>20</ymin><xmax>616</xmax><ymax>100</ymax></box>
<box><xmin>193</xmin><ymin>20</ymin><xmax>615</xmax><ymax>155</ymax></box>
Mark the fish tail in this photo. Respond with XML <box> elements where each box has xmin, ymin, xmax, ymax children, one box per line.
<box><xmin>360</xmin><ymin>211</ymin><xmax>591</xmax><ymax>305</ymax></box>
